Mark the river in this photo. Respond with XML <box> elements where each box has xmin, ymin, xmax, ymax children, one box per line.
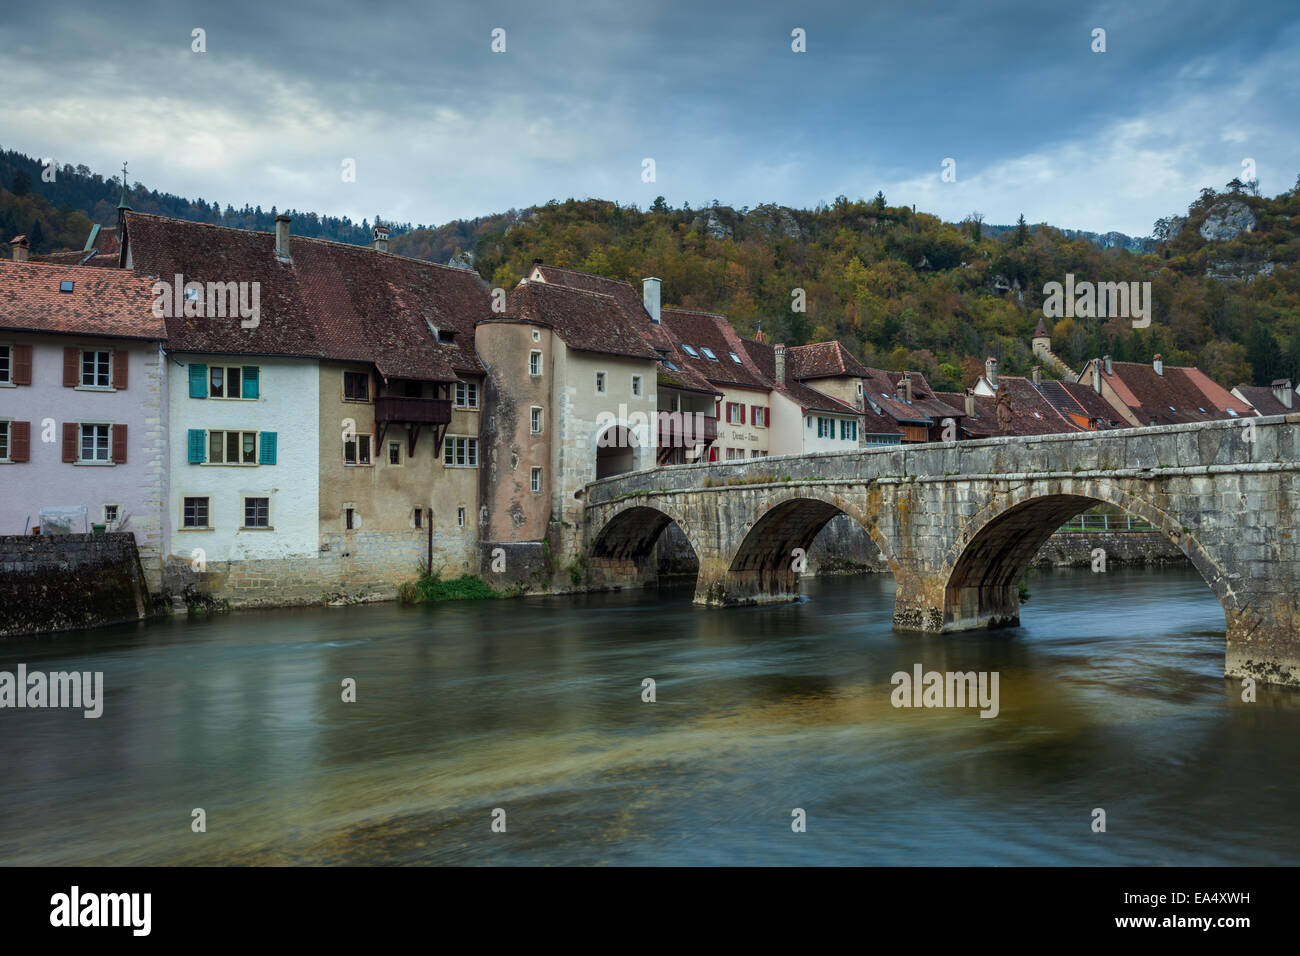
<box><xmin>1</xmin><ymin>567</ymin><xmax>1297</xmax><ymax>866</ymax></box>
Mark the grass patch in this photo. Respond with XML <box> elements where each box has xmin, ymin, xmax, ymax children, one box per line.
<box><xmin>399</xmin><ymin>571</ymin><xmax>502</xmax><ymax>604</ymax></box>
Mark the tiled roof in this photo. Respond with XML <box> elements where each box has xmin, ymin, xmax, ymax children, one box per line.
<box><xmin>1057</xmin><ymin>380</ymin><xmax>1128</xmax><ymax>426</ymax></box>
<box><xmin>122</xmin><ymin>211</ymin><xmax>489</xmax><ymax>382</ymax></box>
<box><xmin>0</xmin><ymin>259</ymin><xmax>165</xmax><ymax>340</ymax></box>
<box><xmin>662</xmin><ymin>308</ymin><xmax>773</xmax><ymax>391</ymax></box>
<box><xmin>1097</xmin><ymin>360</ymin><xmax>1253</xmax><ymax>425</ymax></box>
<box><xmin>787</xmin><ymin>341</ymin><xmax>870</xmax><ymax>379</ymax></box>
<box><xmin>1233</xmin><ymin>384</ymin><xmax>1294</xmax><ymax>416</ymax></box>
<box><xmin>982</xmin><ymin>376</ymin><xmax>1087</xmax><ymax>435</ymax></box>
<box><xmin>933</xmin><ymin>391</ymin><xmax>1001</xmax><ymax>437</ymax></box>
<box><xmin>860</xmin><ymin>368</ymin><xmax>952</xmax><ymax>425</ymax></box>
<box><xmin>530</xmin><ymin>265</ymin><xmax>719</xmax><ymax>394</ymax></box>
<box><xmin>740</xmin><ymin>338</ymin><xmax>863</xmax><ymax>416</ymax></box>
<box><xmin>506</xmin><ymin>281</ymin><xmax>657</xmax><ymax>360</ymax></box>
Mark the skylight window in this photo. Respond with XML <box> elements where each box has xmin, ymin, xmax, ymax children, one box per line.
<box><xmin>729</xmin><ymin>352</ymin><xmax>742</xmax><ymax>363</ymax></box>
<box><xmin>1227</xmin><ymin>409</ymin><xmax>1239</xmax><ymax>417</ymax></box>
<box><xmin>701</xmin><ymin>347</ymin><xmax>718</xmax><ymax>362</ymax></box>
<box><xmin>663</xmin><ymin>360</ymin><xmax>679</xmax><ymax>371</ymax></box>
<box><xmin>59</xmin><ymin>280</ymin><xmax>74</xmax><ymax>293</ymax></box>
<box><xmin>681</xmin><ymin>345</ymin><xmax>699</xmax><ymax>358</ymax></box>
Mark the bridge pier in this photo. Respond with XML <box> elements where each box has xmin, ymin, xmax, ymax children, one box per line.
<box><xmin>693</xmin><ymin>567</ymin><xmax>800</xmax><ymax>607</ymax></box>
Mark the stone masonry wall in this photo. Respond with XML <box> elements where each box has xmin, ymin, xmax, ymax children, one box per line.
<box><xmin>0</xmin><ymin>533</ymin><xmax>152</xmax><ymax>636</ymax></box>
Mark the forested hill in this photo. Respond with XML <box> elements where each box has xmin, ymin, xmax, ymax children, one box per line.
<box><xmin>2</xmin><ymin>144</ymin><xmax>1298</xmax><ymax>391</ymax></box>
<box><xmin>0</xmin><ymin>147</ymin><xmax>424</xmax><ymax>251</ymax></box>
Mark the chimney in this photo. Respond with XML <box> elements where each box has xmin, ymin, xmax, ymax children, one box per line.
<box><xmin>903</xmin><ymin>372</ymin><xmax>913</xmax><ymax>403</ymax></box>
<box><xmin>1104</xmin><ymin>354</ymin><xmax>1113</xmax><ymax>376</ymax></box>
<box><xmin>10</xmin><ymin>235</ymin><xmax>29</xmax><ymax>262</ymax></box>
<box><xmin>985</xmin><ymin>356</ymin><xmax>998</xmax><ymax>388</ymax></box>
<box><xmin>1092</xmin><ymin>360</ymin><xmax>1102</xmax><ymax>394</ymax></box>
<box><xmin>774</xmin><ymin>343</ymin><xmax>786</xmax><ymax>385</ymax></box>
<box><xmin>643</xmin><ymin>277</ymin><xmax>661</xmax><ymax>325</ymax></box>
<box><xmin>275</xmin><ymin>215</ymin><xmax>291</xmax><ymax>261</ymax></box>
<box><xmin>1272</xmin><ymin>379</ymin><xmax>1293</xmax><ymax>410</ymax></box>
<box><xmin>372</xmin><ymin>224</ymin><xmax>390</xmax><ymax>253</ymax></box>
<box><xmin>1032</xmin><ymin>365</ymin><xmax>1041</xmax><ymax>386</ymax></box>
<box><xmin>965</xmin><ymin>389</ymin><xmax>976</xmax><ymax>418</ymax></box>
<box><xmin>1153</xmin><ymin>353</ymin><xmax>1163</xmax><ymax>376</ymax></box>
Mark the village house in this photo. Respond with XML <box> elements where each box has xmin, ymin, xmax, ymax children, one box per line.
<box><xmin>0</xmin><ymin>252</ymin><xmax>168</xmax><ymax>587</ymax></box>
<box><xmin>1231</xmin><ymin>378</ymin><xmax>1296</xmax><ymax>416</ymax></box>
<box><xmin>116</xmin><ymin>211</ymin><xmax>490</xmax><ymax>605</ymax></box>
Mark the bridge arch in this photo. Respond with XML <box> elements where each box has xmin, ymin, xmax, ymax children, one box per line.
<box><xmin>941</xmin><ymin>480</ymin><xmax>1237</xmax><ymax>631</ymax></box>
<box><xmin>710</xmin><ymin>487</ymin><xmax>898</xmax><ymax>606</ymax></box>
<box><xmin>586</xmin><ymin>500</ymin><xmax>703</xmax><ymax>592</ymax></box>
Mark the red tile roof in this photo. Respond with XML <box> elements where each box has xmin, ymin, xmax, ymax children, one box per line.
<box><xmin>0</xmin><ymin>259</ymin><xmax>165</xmax><ymax>340</ymax></box>
<box><xmin>122</xmin><ymin>211</ymin><xmax>489</xmax><ymax>382</ymax></box>
<box><xmin>1094</xmin><ymin>360</ymin><xmax>1253</xmax><ymax>425</ymax></box>
<box><xmin>1234</xmin><ymin>384</ymin><xmax>1294</xmax><ymax>416</ymax></box>
<box><xmin>506</xmin><ymin>281</ymin><xmax>657</xmax><ymax>360</ymax></box>
<box><xmin>787</xmin><ymin>341</ymin><xmax>870</xmax><ymax>379</ymax></box>
<box><xmin>740</xmin><ymin>338</ymin><xmax>864</xmax><ymax>416</ymax></box>
<box><xmin>662</xmin><ymin>308</ymin><xmax>773</xmax><ymax>391</ymax></box>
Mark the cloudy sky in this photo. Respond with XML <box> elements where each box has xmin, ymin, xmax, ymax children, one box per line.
<box><xmin>3</xmin><ymin>0</ymin><xmax>1297</xmax><ymax>235</ymax></box>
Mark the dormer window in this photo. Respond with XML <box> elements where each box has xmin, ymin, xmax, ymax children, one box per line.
<box><xmin>681</xmin><ymin>345</ymin><xmax>699</xmax><ymax>358</ymax></box>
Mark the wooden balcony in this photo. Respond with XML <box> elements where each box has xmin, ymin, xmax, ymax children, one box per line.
<box><xmin>656</xmin><ymin>412</ymin><xmax>718</xmax><ymax>461</ymax></box>
<box><xmin>375</xmin><ymin>396</ymin><xmax>452</xmax><ymax>426</ymax></box>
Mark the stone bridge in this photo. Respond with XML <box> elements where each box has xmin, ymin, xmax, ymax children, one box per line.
<box><xmin>582</xmin><ymin>415</ymin><xmax>1300</xmax><ymax>687</ymax></box>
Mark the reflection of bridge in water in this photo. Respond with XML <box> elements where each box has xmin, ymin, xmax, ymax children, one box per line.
<box><xmin>583</xmin><ymin>415</ymin><xmax>1300</xmax><ymax>687</ymax></box>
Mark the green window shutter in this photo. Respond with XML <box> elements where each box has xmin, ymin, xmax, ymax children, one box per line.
<box><xmin>259</xmin><ymin>431</ymin><xmax>277</xmax><ymax>465</ymax></box>
<box><xmin>189</xmin><ymin>363</ymin><xmax>207</xmax><ymax>398</ymax></box>
<box><xmin>241</xmin><ymin>366</ymin><xmax>260</xmax><ymax>399</ymax></box>
<box><xmin>187</xmin><ymin>429</ymin><xmax>206</xmax><ymax>463</ymax></box>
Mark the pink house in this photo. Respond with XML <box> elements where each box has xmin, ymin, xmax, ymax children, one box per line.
<box><xmin>0</xmin><ymin>257</ymin><xmax>168</xmax><ymax>587</ymax></box>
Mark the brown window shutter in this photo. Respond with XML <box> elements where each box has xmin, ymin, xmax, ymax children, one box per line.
<box><xmin>12</xmin><ymin>345</ymin><xmax>32</xmax><ymax>385</ymax></box>
<box><xmin>112</xmin><ymin>349</ymin><xmax>128</xmax><ymax>389</ymax></box>
<box><xmin>63</xmin><ymin>347</ymin><xmax>79</xmax><ymax>387</ymax></box>
<box><xmin>10</xmin><ymin>421</ymin><xmax>30</xmax><ymax>461</ymax></box>
<box><xmin>62</xmin><ymin>422</ymin><xmax>78</xmax><ymax>462</ymax></box>
<box><xmin>111</xmin><ymin>423</ymin><xmax>127</xmax><ymax>463</ymax></box>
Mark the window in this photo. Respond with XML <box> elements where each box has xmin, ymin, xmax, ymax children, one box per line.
<box><xmin>0</xmin><ymin>421</ymin><xmax>8</xmax><ymax>460</ymax></box>
<box><xmin>663</xmin><ymin>360</ymin><xmax>679</xmax><ymax>371</ymax></box>
<box><xmin>388</xmin><ymin>441</ymin><xmax>401</xmax><ymax>465</ymax></box>
<box><xmin>751</xmin><ymin>449</ymin><xmax>768</xmax><ymax>458</ymax></box>
<box><xmin>457</xmin><ymin>507</ymin><xmax>466</xmax><ymax>527</ymax></box>
<box><xmin>205</xmin><ymin>365</ymin><xmax>257</xmax><ymax>400</ymax></box>
<box><xmin>103</xmin><ymin>504</ymin><xmax>120</xmax><ymax>525</ymax></box>
<box><xmin>81</xmin><ymin>350</ymin><xmax>111</xmax><ymax>388</ymax></box>
<box><xmin>0</xmin><ymin>345</ymin><xmax>9</xmax><ymax>384</ymax></box>
<box><xmin>751</xmin><ymin>406</ymin><xmax>768</xmax><ymax>428</ymax></box>
<box><xmin>529</xmin><ymin>351</ymin><xmax>542</xmax><ymax>376</ymax></box>
<box><xmin>80</xmin><ymin>423</ymin><xmax>111</xmax><ymax>462</ymax></box>
<box><xmin>60</xmin><ymin>280</ymin><xmax>75</xmax><ymax>293</ymax></box>
<box><xmin>531</xmin><ymin>467</ymin><xmax>543</xmax><ymax>493</ymax></box>
<box><xmin>343</xmin><ymin>370</ymin><xmax>370</xmax><ymax>402</ymax></box>
<box><xmin>595</xmin><ymin>371</ymin><xmax>606</xmax><ymax>393</ymax></box>
<box><xmin>413</xmin><ymin>508</ymin><xmax>422</xmax><ymax>528</ymax></box>
<box><xmin>840</xmin><ymin>420</ymin><xmax>858</xmax><ymax>441</ymax></box>
<box><xmin>726</xmin><ymin>402</ymin><xmax>745</xmax><ymax>425</ymax></box>
<box><xmin>730</xmin><ymin>352</ymin><xmax>742</xmax><ymax>364</ymax></box>
<box><xmin>701</xmin><ymin>347</ymin><xmax>718</xmax><ymax>362</ymax></box>
<box><xmin>208</xmin><ymin>430</ymin><xmax>258</xmax><ymax>465</ymax></box>
<box><xmin>183</xmin><ymin>497</ymin><xmax>210</xmax><ymax>529</ymax></box>
<box><xmin>443</xmin><ymin>436</ymin><xmax>479</xmax><ymax>467</ymax></box>
<box><xmin>530</xmin><ymin>406</ymin><xmax>543</xmax><ymax>434</ymax></box>
<box><xmin>455</xmin><ymin>381</ymin><xmax>479</xmax><ymax>409</ymax></box>
<box><xmin>531</xmin><ymin>329</ymin><xmax>541</xmax><ymax>342</ymax></box>
<box><xmin>244</xmin><ymin>497</ymin><xmax>270</xmax><ymax>528</ymax></box>
<box><xmin>436</xmin><ymin>329</ymin><xmax>455</xmax><ymax>344</ymax></box>
<box><xmin>345</xmin><ymin>508</ymin><xmax>354</xmax><ymax>530</ymax></box>
<box><xmin>681</xmin><ymin>345</ymin><xmax>699</xmax><ymax>358</ymax></box>
<box><xmin>817</xmin><ymin>417</ymin><xmax>834</xmax><ymax>438</ymax></box>
<box><xmin>344</xmin><ymin>435</ymin><xmax>372</xmax><ymax>466</ymax></box>
<box><xmin>725</xmin><ymin>447</ymin><xmax>742</xmax><ymax>460</ymax></box>
<box><xmin>631</xmin><ymin>375</ymin><xmax>642</xmax><ymax>397</ymax></box>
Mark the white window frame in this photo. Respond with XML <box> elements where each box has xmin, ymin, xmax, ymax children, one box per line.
<box><xmin>631</xmin><ymin>375</ymin><xmax>642</xmax><ymax>397</ymax></box>
<box><xmin>530</xmin><ymin>467</ymin><xmax>543</xmax><ymax>493</ymax></box>
<box><xmin>530</xmin><ymin>406</ymin><xmax>543</xmax><ymax>435</ymax></box>
<box><xmin>0</xmin><ymin>419</ymin><xmax>10</xmax><ymax>461</ymax></box>
<box><xmin>443</xmin><ymin>436</ymin><xmax>479</xmax><ymax>468</ymax></box>
<box><xmin>454</xmin><ymin>381</ymin><xmax>479</xmax><ymax>409</ymax></box>
<box><xmin>595</xmin><ymin>371</ymin><xmax>607</xmax><ymax>394</ymax></box>
<box><xmin>529</xmin><ymin>351</ymin><xmax>542</xmax><ymax>377</ymax></box>
<box><xmin>205</xmin><ymin>429</ymin><xmax>260</xmax><ymax>466</ymax></box>
<box><xmin>79</xmin><ymin>349</ymin><xmax>113</xmax><ymax>390</ymax></box>
<box><xmin>102</xmin><ymin>503</ymin><xmax>121</xmax><ymax>527</ymax></box>
<box><xmin>78</xmin><ymin>422</ymin><xmax>112</xmax><ymax>463</ymax></box>
<box><xmin>0</xmin><ymin>344</ymin><xmax>11</xmax><ymax>386</ymax></box>
<box><xmin>457</xmin><ymin>507</ymin><xmax>466</xmax><ymax>527</ymax></box>
<box><xmin>207</xmin><ymin>364</ymin><xmax>254</xmax><ymax>400</ymax></box>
